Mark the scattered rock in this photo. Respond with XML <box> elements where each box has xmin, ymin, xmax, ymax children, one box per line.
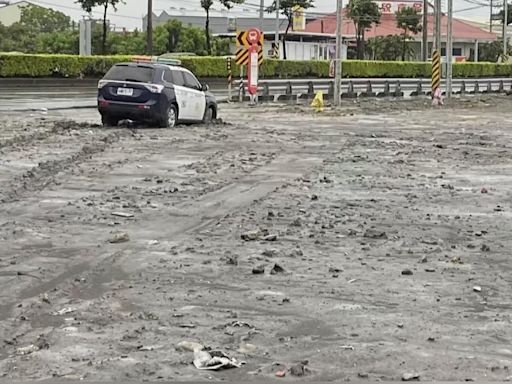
<box><xmin>264</xmin><ymin>234</ymin><xmax>278</xmax><ymax>242</ymax></box>
<box><xmin>420</xmin><ymin>255</ymin><xmax>428</xmax><ymax>263</ymax></box>
<box><xmin>53</xmin><ymin>307</ymin><xmax>76</xmax><ymax>316</ymax></box>
<box><xmin>481</xmin><ymin>188</ymin><xmax>488</xmax><ymax>194</ymax></box>
<box><xmin>16</xmin><ymin>345</ymin><xmax>39</xmax><ymax>356</ymax></box>
<box><xmin>358</xmin><ymin>373</ymin><xmax>369</xmax><ymax>378</ymax></box>
<box><xmin>401</xmin><ymin>269</ymin><xmax>413</xmax><ymax>276</ymax></box>
<box><xmin>481</xmin><ymin>244</ymin><xmax>491</xmax><ymax>252</ymax></box>
<box><xmin>111</xmin><ymin>211</ymin><xmax>134</xmax><ymax>218</ymax></box>
<box><xmin>451</xmin><ymin>256</ymin><xmax>463</xmax><ymax>264</ymax></box>
<box><xmin>252</xmin><ymin>265</ymin><xmax>265</xmax><ymax>275</ymax></box>
<box><xmin>270</xmin><ymin>263</ymin><xmax>285</xmax><ymax>275</ymax></box>
<box><xmin>109</xmin><ymin>232</ymin><xmax>130</xmax><ymax>244</ymax></box>
<box><xmin>427</xmin><ymin>337</ymin><xmax>436</xmax><ymax>342</ymax></box>
<box><xmin>364</xmin><ymin>229</ymin><xmax>388</xmax><ymax>239</ymax></box>
<box><xmin>262</xmin><ymin>249</ymin><xmax>278</xmax><ymax>257</ymax></box>
<box><xmin>290</xmin><ymin>218</ymin><xmax>302</xmax><ymax>227</ymax></box>
<box><xmin>177</xmin><ymin>341</ymin><xmax>204</xmax><ymax>352</ymax></box>
<box><xmin>473</xmin><ymin>286</ymin><xmax>482</xmax><ymax>292</ymax></box>
<box><xmin>425</xmin><ymin>268</ymin><xmax>436</xmax><ymax>273</ymax></box>
<box><xmin>397</xmin><ymin>323</ymin><xmax>404</xmax><ymax>328</ymax></box>
<box><xmin>402</xmin><ymin>372</ymin><xmax>420</xmax><ymax>381</ymax></box>
<box><xmin>241</xmin><ymin>231</ymin><xmax>261</xmax><ymax>241</ymax></box>
<box><xmin>275</xmin><ymin>371</ymin><xmax>286</xmax><ymax>378</ymax></box>
<box><xmin>40</xmin><ymin>293</ymin><xmax>51</xmax><ymax>304</ymax></box>
<box><xmin>290</xmin><ymin>362</ymin><xmax>308</xmax><ymax>376</ymax></box>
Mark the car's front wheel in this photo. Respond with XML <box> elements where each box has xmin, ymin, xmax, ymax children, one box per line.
<box><xmin>202</xmin><ymin>106</ymin><xmax>215</xmax><ymax>124</ymax></box>
<box><xmin>101</xmin><ymin>114</ymin><xmax>119</xmax><ymax>127</ymax></box>
<box><xmin>160</xmin><ymin>104</ymin><xmax>178</xmax><ymax>128</ymax></box>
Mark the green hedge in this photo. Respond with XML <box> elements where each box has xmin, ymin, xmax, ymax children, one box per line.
<box><xmin>0</xmin><ymin>54</ymin><xmax>133</xmax><ymax>77</ymax></box>
<box><xmin>2</xmin><ymin>54</ymin><xmax>512</xmax><ymax>78</ymax></box>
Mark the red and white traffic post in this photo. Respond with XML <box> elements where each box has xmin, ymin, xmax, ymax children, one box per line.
<box><xmin>246</xmin><ymin>28</ymin><xmax>260</xmax><ymax>105</ymax></box>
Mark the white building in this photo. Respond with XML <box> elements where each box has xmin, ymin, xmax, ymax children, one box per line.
<box><xmin>0</xmin><ymin>1</ymin><xmax>35</xmax><ymax>27</ymax></box>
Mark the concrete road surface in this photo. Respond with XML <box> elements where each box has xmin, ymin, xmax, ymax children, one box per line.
<box><xmin>1</xmin><ymin>96</ymin><xmax>512</xmax><ymax>381</ymax></box>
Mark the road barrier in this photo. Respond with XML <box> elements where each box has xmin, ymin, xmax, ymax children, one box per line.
<box><xmin>233</xmin><ymin>78</ymin><xmax>512</xmax><ymax>102</ymax></box>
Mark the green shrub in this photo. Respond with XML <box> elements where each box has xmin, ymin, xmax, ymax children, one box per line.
<box><xmin>2</xmin><ymin>54</ymin><xmax>512</xmax><ymax>78</ymax></box>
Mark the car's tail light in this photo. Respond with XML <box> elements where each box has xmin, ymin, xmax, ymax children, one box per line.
<box><xmin>144</xmin><ymin>84</ymin><xmax>164</xmax><ymax>94</ymax></box>
<box><xmin>98</xmin><ymin>80</ymin><xmax>108</xmax><ymax>89</ymax></box>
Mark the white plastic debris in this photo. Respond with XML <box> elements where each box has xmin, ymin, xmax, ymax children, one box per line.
<box><xmin>192</xmin><ymin>349</ymin><xmax>245</xmax><ymax>370</ymax></box>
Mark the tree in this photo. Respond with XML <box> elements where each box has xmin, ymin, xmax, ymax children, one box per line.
<box><xmin>201</xmin><ymin>0</ymin><xmax>244</xmax><ymax>55</ymax></box>
<box><xmin>76</xmin><ymin>0</ymin><xmax>124</xmax><ymax>54</ymax></box>
<box><xmin>266</xmin><ymin>0</ymin><xmax>314</xmax><ymax>60</ymax></box>
<box><xmin>367</xmin><ymin>35</ymin><xmax>403</xmax><ymax>60</ymax></box>
<box><xmin>395</xmin><ymin>6</ymin><xmax>421</xmax><ymax>61</ymax></box>
<box><xmin>498</xmin><ymin>4</ymin><xmax>512</xmax><ymax>25</ymax></box>
<box><xmin>347</xmin><ymin>0</ymin><xmax>381</xmax><ymax>59</ymax></box>
<box><xmin>20</xmin><ymin>4</ymin><xmax>71</xmax><ymax>32</ymax></box>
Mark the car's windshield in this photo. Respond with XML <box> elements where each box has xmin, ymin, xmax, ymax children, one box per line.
<box><xmin>104</xmin><ymin>65</ymin><xmax>154</xmax><ymax>83</ymax></box>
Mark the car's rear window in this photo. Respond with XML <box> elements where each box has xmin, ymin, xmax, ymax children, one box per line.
<box><xmin>104</xmin><ymin>65</ymin><xmax>154</xmax><ymax>83</ymax></box>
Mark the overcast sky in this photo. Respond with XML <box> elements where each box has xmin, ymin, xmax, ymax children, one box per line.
<box><xmin>28</xmin><ymin>0</ymin><xmax>494</xmax><ymax>30</ymax></box>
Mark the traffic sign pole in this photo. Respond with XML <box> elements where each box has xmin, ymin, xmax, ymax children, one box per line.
<box><xmin>446</xmin><ymin>0</ymin><xmax>453</xmax><ymax>100</ymax></box>
<box><xmin>246</xmin><ymin>28</ymin><xmax>261</xmax><ymax>105</ymax></box>
<box><xmin>226</xmin><ymin>57</ymin><xmax>232</xmax><ymax>102</ymax></box>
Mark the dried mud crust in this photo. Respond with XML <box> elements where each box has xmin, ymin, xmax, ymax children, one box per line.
<box><xmin>1</xmin><ymin>100</ymin><xmax>512</xmax><ymax>381</ymax></box>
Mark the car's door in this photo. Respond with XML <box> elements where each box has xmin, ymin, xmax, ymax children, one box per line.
<box><xmin>182</xmin><ymin>71</ymin><xmax>207</xmax><ymax>122</ymax></box>
<box><xmin>170</xmin><ymin>69</ymin><xmax>195</xmax><ymax>120</ymax></box>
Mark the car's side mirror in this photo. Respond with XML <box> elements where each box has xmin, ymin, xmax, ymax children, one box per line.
<box><xmin>201</xmin><ymin>84</ymin><xmax>209</xmax><ymax>92</ymax></box>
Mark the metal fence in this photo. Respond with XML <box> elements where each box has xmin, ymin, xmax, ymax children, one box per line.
<box><xmin>230</xmin><ymin>78</ymin><xmax>512</xmax><ymax>102</ymax></box>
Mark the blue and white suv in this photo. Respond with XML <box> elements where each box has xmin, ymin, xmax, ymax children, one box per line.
<box><xmin>98</xmin><ymin>58</ymin><xmax>217</xmax><ymax>128</ymax></box>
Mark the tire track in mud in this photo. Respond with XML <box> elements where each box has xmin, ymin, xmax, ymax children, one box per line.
<box><xmin>0</xmin><ymin>128</ymin><xmax>133</xmax><ymax>203</ymax></box>
<box><xmin>0</xmin><ymin>120</ymin><xmax>100</xmax><ymax>151</ymax></box>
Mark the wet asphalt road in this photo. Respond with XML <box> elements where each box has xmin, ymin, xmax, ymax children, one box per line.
<box><xmin>0</xmin><ymin>86</ymin><xmax>230</xmax><ymax>112</ymax></box>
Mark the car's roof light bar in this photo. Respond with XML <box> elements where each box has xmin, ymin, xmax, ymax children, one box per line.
<box><xmin>131</xmin><ymin>56</ymin><xmax>181</xmax><ymax>66</ymax></box>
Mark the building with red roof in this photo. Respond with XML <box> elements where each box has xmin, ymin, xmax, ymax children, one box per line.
<box><xmin>305</xmin><ymin>1</ymin><xmax>497</xmax><ymax>61</ymax></box>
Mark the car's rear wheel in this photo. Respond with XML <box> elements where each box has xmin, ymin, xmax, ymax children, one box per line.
<box><xmin>161</xmin><ymin>104</ymin><xmax>178</xmax><ymax>128</ymax></box>
<box><xmin>101</xmin><ymin>114</ymin><xmax>119</xmax><ymax>127</ymax></box>
<box><xmin>202</xmin><ymin>106</ymin><xmax>215</xmax><ymax>124</ymax></box>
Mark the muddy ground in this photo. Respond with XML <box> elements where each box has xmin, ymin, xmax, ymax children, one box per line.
<box><xmin>1</xmin><ymin>96</ymin><xmax>512</xmax><ymax>381</ymax></box>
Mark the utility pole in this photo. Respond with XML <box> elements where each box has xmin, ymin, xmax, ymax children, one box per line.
<box><xmin>490</xmin><ymin>0</ymin><xmax>493</xmax><ymax>32</ymax></box>
<box><xmin>275</xmin><ymin>0</ymin><xmax>280</xmax><ymax>57</ymax></box>
<box><xmin>431</xmin><ymin>0</ymin><xmax>442</xmax><ymax>97</ymax></box>
<box><xmin>504</xmin><ymin>0</ymin><xmax>508</xmax><ymax>57</ymax></box>
<box><xmin>334</xmin><ymin>0</ymin><xmax>343</xmax><ymax>107</ymax></box>
<box><xmin>422</xmin><ymin>0</ymin><xmax>428</xmax><ymax>61</ymax></box>
<box><xmin>446</xmin><ymin>0</ymin><xmax>453</xmax><ymax>99</ymax></box>
<box><xmin>434</xmin><ymin>0</ymin><xmax>441</xmax><ymax>53</ymax></box>
<box><xmin>147</xmin><ymin>0</ymin><xmax>153</xmax><ymax>55</ymax></box>
<box><xmin>259</xmin><ymin>0</ymin><xmax>264</xmax><ymax>32</ymax></box>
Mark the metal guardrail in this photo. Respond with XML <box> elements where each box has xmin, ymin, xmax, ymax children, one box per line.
<box><xmin>232</xmin><ymin>78</ymin><xmax>512</xmax><ymax>102</ymax></box>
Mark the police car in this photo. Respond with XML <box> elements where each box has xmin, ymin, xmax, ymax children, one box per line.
<box><xmin>97</xmin><ymin>57</ymin><xmax>217</xmax><ymax>128</ymax></box>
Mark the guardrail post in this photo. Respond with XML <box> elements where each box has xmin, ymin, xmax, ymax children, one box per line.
<box><xmin>341</xmin><ymin>81</ymin><xmax>356</xmax><ymax>99</ymax></box>
<box><xmin>459</xmin><ymin>81</ymin><xmax>466</xmax><ymax>95</ymax></box>
<box><xmin>308</xmin><ymin>81</ymin><xmax>314</xmax><ymax>97</ymax></box>
<box><xmin>499</xmin><ymin>80</ymin><xmax>504</xmax><ymax>93</ymax></box>
<box><xmin>485</xmin><ymin>81</ymin><xmax>492</xmax><ymax>94</ymax></box>
<box><xmin>394</xmin><ymin>80</ymin><xmax>404</xmax><ymax>97</ymax></box>
<box><xmin>261</xmin><ymin>83</ymin><xmax>270</xmax><ymax>102</ymax></box>
<box><xmin>473</xmin><ymin>81</ymin><xmax>479</xmax><ymax>94</ymax></box>
<box><xmin>327</xmin><ymin>81</ymin><xmax>334</xmax><ymax>101</ymax></box>
<box><xmin>411</xmin><ymin>81</ymin><xmax>423</xmax><ymax>96</ymax></box>
<box><xmin>361</xmin><ymin>80</ymin><xmax>375</xmax><ymax>97</ymax></box>
<box><xmin>377</xmin><ymin>81</ymin><xmax>390</xmax><ymax>98</ymax></box>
